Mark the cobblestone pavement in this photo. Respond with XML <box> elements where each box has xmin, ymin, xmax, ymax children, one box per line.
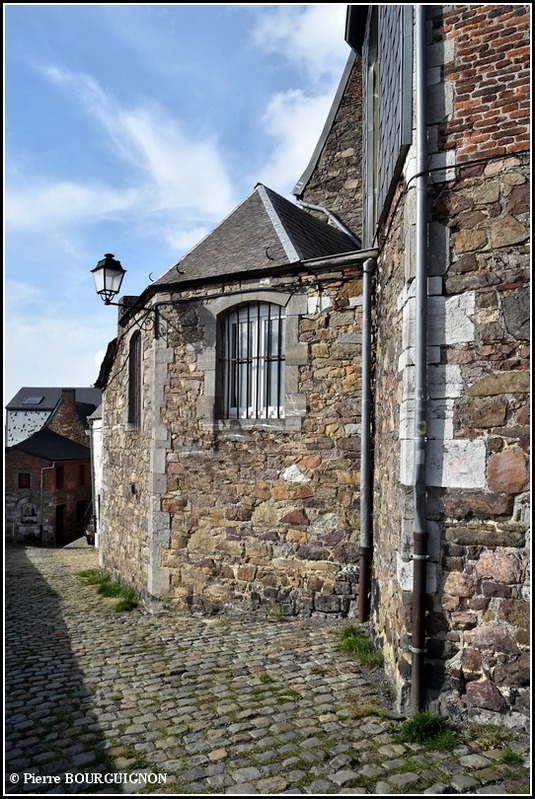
<box><xmin>5</xmin><ymin>546</ymin><xmax>531</xmax><ymax>796</ymax></box>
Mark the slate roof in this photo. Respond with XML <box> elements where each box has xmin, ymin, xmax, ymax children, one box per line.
<box><xmin>13</xmin><ymin>428</ymin><xmax>90</xmax><ymax>461</ymax></box>
<box><xmin>152</xmin><ymin>184</ymin><xmax>358</xmax><ymax>289</ymax></box>
<box><xmin>94</xmin><ymin>339</ymin><xmax>118</xmax><ymax>391</ymax></box>
<box><xmin>88</xmin><ymin>403</ymin><xmax>103</xmax><ymax>421</ymax></box>
<box><xmin>6</xmin><ymin>387</ymin><xmax>101</xmax><ymax>411</ymax></box>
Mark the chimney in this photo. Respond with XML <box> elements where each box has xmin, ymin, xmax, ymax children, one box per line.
<box><xmin>59</xmin><ymin>388</ymin><xmax>76</xmax><ymax>417</ymax></box>
<box><xmin>46</xmin><ymin>388</ymin><xmax>81</xmax><ymax>442</ymax></box>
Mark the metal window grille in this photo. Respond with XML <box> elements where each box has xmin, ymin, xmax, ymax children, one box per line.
<box><xmin>222</xmin><ymin>303</ymin><xmax>285</xmax><ymax>419</ymax></box>
<box><xmin>127</xmin><ymin>331</ymin><xmax>141</xmax><ymax>428</ymax></box>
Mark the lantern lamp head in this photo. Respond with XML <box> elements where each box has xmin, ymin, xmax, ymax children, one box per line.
<box><xmin>91</xmin><ymin>253</ymin><xmax>126</xmax><ymax>305</ymax></box>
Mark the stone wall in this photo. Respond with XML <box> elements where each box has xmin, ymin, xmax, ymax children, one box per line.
<box><xmin>294</xmin><ymin>55</ymin><xmax>363</xmax><ymax>238</ymax></box>
<box><xmin>366</xmin><ymin>194</ymin><xmax>412</xmax><ymax>706</ymax></box>
<box><xmin>431</xmin><ymin>152</ymin><xmax>530</xmax><ymax>726</ymax></box>
<box><xmin>98</xmin><ymin>335</ymin><xmax>154</xmax><ymax>595</ymax></box>
<box><xmin>5</xmin><ymin>450</ymin><xmax>92</xmax><ymax>546</ymax></box>
<box><xmin>367</xmin><ymin>5</ymin><xmax>530</xmax><ymax>725</ymax></box>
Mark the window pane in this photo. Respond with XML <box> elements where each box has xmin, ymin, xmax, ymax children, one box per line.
<box><xmin>128</xmin><ymin>331</ymin><xmax>141</xmax><ymax>428</ymax></box>
<box><xmin>223</xmin><ymin>302</ymin><xmax>285</xmax><ymax>419</ymax></box>
<box><xmin>18</xmin><ymin>473</ymin><xmax>31</xmax><ymax>489</ymax></box>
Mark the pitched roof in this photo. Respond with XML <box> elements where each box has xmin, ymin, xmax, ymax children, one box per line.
<box><xmin>88</xmin><ymin>403</ymin><xmax>103</xmax><ymax>421</ymax></box>
<box><xmin>94</xmin><ymin>339</ymin><xmax>118</xmax><ymax>391</ymax></box>
<box><xmin>76</xmin><ymin>402</ymin><xmax>100</xmax><ymax>428</ymax></box>
<box><xmin>152</xmin><ymin>184</ymin><xmax>358</xmax><ymax>289</ymax></box>
<box><xmin>13</xmin><ymin>428</ymin><xmax>90</xmax><ymax>461</ymax></box>
<box><xmin>6</xmin><ymin>387</ymin><xmax>101</xmax><ymax>411</ymax></box>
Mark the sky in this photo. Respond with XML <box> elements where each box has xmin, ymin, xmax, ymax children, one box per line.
<box><xmin>4</xmin><ymin>3</ymin><xmax>352</xmax><ymax>410</ymax></box>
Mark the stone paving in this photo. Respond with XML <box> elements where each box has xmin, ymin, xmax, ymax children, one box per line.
<box><xmin>4</xmin><ymin>546</ymin><xmax>531</xmax><ymax>796</ymax></box>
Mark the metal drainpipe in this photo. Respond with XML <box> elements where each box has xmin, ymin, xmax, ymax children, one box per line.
<box><xmin>295</xmin><ymin>199</ymin><xmax>362</xmax><ymax>247</ymax></box>
<box><xmin>411</xmin><ymin>3</ymin><xmax>429</xmax><ymax>715</ymax></box>
<box><xmin>358</xmin><ymin>256</ymin><xmax>375</xmax><ymax>622</ymax></box>
<box><xmin>295</xmin><ymin>197</ymin><xmax>375</xmax><ymax>619</ymax></box>
<box><xmin>87</xmin><ymin>423</ymin><xmax>99</xmax><ymax>548</ymax></box>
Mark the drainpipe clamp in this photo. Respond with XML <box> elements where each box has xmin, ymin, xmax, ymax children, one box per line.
<box><xmin>409</xmin><ymin>646</ymin><xmax>428</xmax><ymax>654</ymax></box>
<box><xmin>411</xmin><ymin>553</ymin><xmax>430</xmax><ymax>561</ymax></box>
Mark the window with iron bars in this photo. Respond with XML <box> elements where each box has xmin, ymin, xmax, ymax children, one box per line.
<box><xmin>222</xmin><ymin>302</ymin><xmax>285</xmax><ymax>419</ymax></box>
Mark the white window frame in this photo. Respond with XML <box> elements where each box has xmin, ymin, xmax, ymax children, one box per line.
<box><xmin>223</xmin><ymin>302</ymin><xmax>286</xmax><ymax>420</ymax></box>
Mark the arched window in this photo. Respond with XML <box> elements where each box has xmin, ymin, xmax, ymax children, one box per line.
<box><xmin>221</xmin><ymin>302</ymin><xmax>285</xmax><ymax>419</ymax></box>
<box><xmin>127</xmin><ymin>330</ymin><xmax>141</xmax><ymax>429</ymax></box>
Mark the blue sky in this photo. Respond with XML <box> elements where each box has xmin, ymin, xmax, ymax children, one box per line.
<box><xmin>4</xmin><ymin>3</ymin><xmax>351</xmax><ymax>408</ymax></box>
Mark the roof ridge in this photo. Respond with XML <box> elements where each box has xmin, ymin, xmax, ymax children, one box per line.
<box><xmin>256</xmin><ymin>184</ymin><xmax>300</xmax><ymax>263</ymax></box>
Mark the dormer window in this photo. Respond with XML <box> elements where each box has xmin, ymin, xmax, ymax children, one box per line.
<box><xmin>22</xmin><ymin>396</ymin><xmax>44</xmax><ymax>405</ymax></box>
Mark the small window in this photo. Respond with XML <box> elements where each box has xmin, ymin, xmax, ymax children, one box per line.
<box><xmin>127</xmin><ymin>331</ymin><xmax>141</xmax><ymax>429</ymax></box>
<box><xmin>18</xmin><ymin>473</ymin><xmax>31</xmax><ymax>489</ymax></box>
<box><xmin>56</xmin><ymin>465</ymin><xmax>64</xmax><ymax>489</ymax></box>
<box><xmin>78</xmin><ymin>464</ymin><xmax>85</xmax><ymax>486</ymax></box>
<box><xmin>221</xmin><ymin>302</ymin><xmax>285</xmax><ymax>419</ymax></box>
<box><xmin>22</xmin><ymin>396</ymin><xmax>44</xmax><ymax>405</ymax></box>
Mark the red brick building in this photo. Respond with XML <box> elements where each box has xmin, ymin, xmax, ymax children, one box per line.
<box><xmin>5</xmin><ymin>388</ymin><xmax>100</xmax><ymax>546</ymax></box>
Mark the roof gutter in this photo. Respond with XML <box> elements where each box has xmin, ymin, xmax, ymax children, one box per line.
<box><xmin>121</xmin><ymin>249</ymin><xmax>380</xmax><ymax>318</ymax></box>
<box><xmin>301</xmin><ymin>248</ymin><xmax>378</xmax><ymax>271</ymax></box>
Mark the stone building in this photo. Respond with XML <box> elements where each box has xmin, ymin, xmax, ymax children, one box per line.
<box><xmin>95</xmin><ymin>5</ymin><xmax>530</xmax><ymax>726</ymax></box>
<box><xmin>96</xmin><ymin>186</ymin><xmax>373</xmax><ymax>613</ymax></box>
<box><xmin>5</xmin><ymin>386</ymin><xmax>101</xmax><ymax>446</ymax></box>
<box><xmin>5</xmin><ymin>388</ymin><xmax>100</xmax><ymax>546</ymax></box>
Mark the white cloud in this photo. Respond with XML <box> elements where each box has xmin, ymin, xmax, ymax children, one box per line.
<box><xmin>251</xmin><ymin>5</ymin><xmax>349</xmax><ymax>82</ymax></box>
<box><xmin>9</xmin><ymin>66</ymin><xmax>236</xmax><ymax>237</ymax></box>
<box><xmin>256</xmin><ymin>88</ymin><xmax>335</xmax><ymax>192</ymax></box>
<box><xmin>119</xmin><ymin>106</ymin><xmax>234</xmax><ymax>217</ymax></box>
<box><xmin>250</xmin><ymin>4</ymin><xmax>350</xmax><ymax>195</ymax></box>
<box><xmin>161</xmin><ymin>224</ymin><xmax>211</xmax><ymax>256</ymax></box>
<box><xmin>5</xmin><ymin>181</ymin><xmax>138</xmax><ymax>232</ymax></box>
<box><xmin>4</xmin><ymin>312</ymin><xmax>112</xmax><ymax>408</ymax></box>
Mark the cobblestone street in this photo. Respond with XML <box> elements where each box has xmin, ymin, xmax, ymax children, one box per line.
<box><xmin>5</xmin><ymin>546</ymin><xmax>530</xmax><ymax>795</ymax></box>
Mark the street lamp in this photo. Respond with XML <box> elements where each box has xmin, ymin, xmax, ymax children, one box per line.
<box><xmin>91</xmin><ymin>253</ymin><xmax>165</xmax><ymax>337</ymax></box>
<box><xmin>91</xmin><ymin>253</ymin><xmax>127</xmax><ymax>305</ymax></box>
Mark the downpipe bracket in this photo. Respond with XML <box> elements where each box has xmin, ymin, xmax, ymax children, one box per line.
<box><xmin>409</xmin><ymin>646</ymin><xmax>428</xmax><ymax>654</ymax></box>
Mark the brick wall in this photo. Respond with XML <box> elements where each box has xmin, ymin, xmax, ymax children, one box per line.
<box><xmin>440</xmin><ymin>5</ymin><xmax>530</xmax><ymax>159</ymax></box>
<box><xmin>5</xmin><ymin>449</ymin><xmax>92</xmax><ymax>546</ymax></box>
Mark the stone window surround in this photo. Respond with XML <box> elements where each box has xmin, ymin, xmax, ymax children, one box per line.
<box><xmin>196</xmin><ymin>289</ymin><xmax>309</xmax><ymax>432</ymax></box>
